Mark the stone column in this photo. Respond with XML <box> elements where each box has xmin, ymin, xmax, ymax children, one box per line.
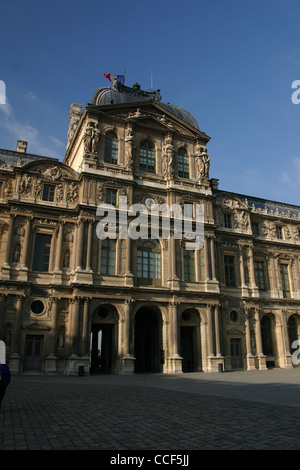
<box><xmin>122</xmin><ymin>299</ymin><xmax>135</xmax><ymax>373</ymax></box>
<box><xmin>168</xmin><ymin>300</ymin><xmax>182</xmax><ymax>373</ymax></box>
<box><xmin>125</xmin><ymin>231</ymin><xmax>133</xmax><ymax>286</ymax></box>
<box><xmin>9</xmin><ymin>295</ymin><xmax>23</xmax><ymax>373</ymax></box>
<box><xmin>210</xmin><ymin>236</ymin><xmax>217</xmax><ymax>281</ymax></box>
<box><xmin>214</xmin><ymin>306</ymin><xmax>222</xmax><ymax>357</ymax></box>
<box><xmin>76</xmin><ymin>220</ymin><xmax>84</xmax><ymax>270</ymax></box>
<box><xmin>0</xmin><ymin>294</ymin><xmax>6</xmax><ymax>340</ymax></box>
<box><xmin>204</xmin><ymin>236</ymin><xmax>210</xmax><ymax>281</ymax></box>
<box><xmin>20</xmin><ymin>217</ymin><xmax>32</xmax><ymax>269</ymax></box>
<box><xmin>46</xmin><ymin>297</ymin><xmax>58</xmax><ymax>374</ymax></box>
<box><xmin>3</xmin><ymin>214</ymin><xmax>15</xmax><ymax>267</ymax></box>
<box><xmin>206</xmin><ymin>304</ymin><xmax>215</xmax><ymax>357</ymax></box>
<box><xmin>86</xmin><ymin>220</ymin><xmax>93</xmax><ymax>271</ymax></box>
<box><xmin>54</xmin><ymin>223</ymin><xmax>64</xmax><ymax>271</ymax></box>
<box><xmin>254</xmin><ymin>307</ymin><xmax>267</xmax><ymax>369</ymax></box>
<box><xmin>245</xmin><ymin>308</ymin><xmax>256</xmax><ymax>370</ymax></box>
<box><xmin>169</xmin><ymin>231</ymin><xmax>179</xmax><ymax>289</ymax></box>
<box><xmin>81</xmin><ymin>298</ymin><xmax>90</xmax><ymax>356</ymax></box>
<box><xmin>239</xmin><ymin>245</ymin><xmax>246</xmax><ymax>287</ymax></box>
<box><xmin>281</xmin><ymin>310</ymin><xmax>293</xmax><ymax>369</ymax></box>
<box><xmin>70</xmin><ymin>297</ymin><xmax>81</xmax><ymax>357</ymax></box>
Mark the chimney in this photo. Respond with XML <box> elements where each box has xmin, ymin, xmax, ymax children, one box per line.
<box><xmin>17</xmin><ymin>140</ymin><xmax>28</xmax><ymax>153</ymax></box>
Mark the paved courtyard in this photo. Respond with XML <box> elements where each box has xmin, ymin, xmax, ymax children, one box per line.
<box><xmin>1</xmin><ymin>368</ymin><xmax>300</xmax><ymax>451</ymax></box>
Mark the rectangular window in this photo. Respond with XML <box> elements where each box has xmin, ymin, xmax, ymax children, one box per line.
<box><xmin>106</xmin><ymin>189</ymin><xmax>117</xmax><ymax>206</ymax></box>
<box><xmin>276</xmin><ymin>226</ymin><xmax>283</xmax><ymax>239</ymax></box>
<box><xmin>280</xmin><ymin>264</ymin><xmax>290</xmax><ymax>297</ymax></box>
<box><xmin>251</xmin><ymin>222</ymin><xmax>260</xmax><ymax>236</ymax></box>
<box><xmin>254</xmin><ymin>261</ymin><xmax>266</xmax><ymax>290</ymax></box>
<box><xmin>224</xmin><ymin>214</ymin><xmax>232</xmax><ymax>229</ymax></box>
<box><xmin>100</xmin><ymin>239</ymin><xmax>116</xmax><ymax>275</ymax></box>
<box><xmin>184</xmin><ymin>250</ymin><xmax>195</xmax><ymax>281</ymax></box>
<box><xmin>32</xmin><ymin>233</ymin><xmax>52</xmax><ymax>272</ymax></box>
<box><xmin>42</xmin><ymin>184</ymin><xmax>55</xmax><ymax>202</ymax></box>
<box><xmin>224</xmin><ymin>255</ymin><xmax>236</xmax><ymax>287</ymax></box>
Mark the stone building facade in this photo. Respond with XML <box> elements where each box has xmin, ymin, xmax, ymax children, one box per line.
<box><xmin>0</xmin><ymin>80</ymin><xmax>299</xmax><ymax>375</ymax></box>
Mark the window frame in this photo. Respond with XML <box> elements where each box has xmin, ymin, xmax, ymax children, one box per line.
<box><xmin>137</xmin><ymin>240</ymin><xmax>161</xmax><ymax>285</ymax></box>
<box><xmin>42</xmin><ymin>184</ymin><xmax>55</xmax><ymax>202</ymax></box>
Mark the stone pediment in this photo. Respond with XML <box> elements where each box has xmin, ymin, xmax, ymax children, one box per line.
<box><xmin>227</xmin><ymin>327</ymin><xmax>245</xmax><ymax>335</ymax></box>
<box><xmin>22</xmin><ymin>160</ymin><xmax>79</xmax><ymax>181</ymax></box>
<box><xmin>22</xmin><ymin>322</ymin><xmax>51</xmax><ymax>331</ymax></box>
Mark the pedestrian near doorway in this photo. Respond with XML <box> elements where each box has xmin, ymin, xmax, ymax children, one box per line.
<box><xmin>0</xmin><ymin>362</ymin><xmax>11</xmax><ymax>412</ymax></box>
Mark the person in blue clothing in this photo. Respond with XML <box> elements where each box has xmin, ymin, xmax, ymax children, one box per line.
<box><xmin>0</xmin><ymin>362</ymin><xmax>11</xmax><ymax>412</ymax></box>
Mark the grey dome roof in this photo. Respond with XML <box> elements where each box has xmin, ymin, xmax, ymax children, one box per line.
<box><xmin>91</xmin><ymin>82</ymin><xmax>199</xmax><ymax>130</ymax></box>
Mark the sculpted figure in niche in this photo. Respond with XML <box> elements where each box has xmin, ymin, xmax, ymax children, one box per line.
<box><xmin>57</xmin><ymin>328</ymin><xmax>65</xmax><ymax>348</ymax></box>
<box><xmin>162</xmin><ymin>133</ymin><xmax>175</xmax><ymax>178</ymax></box>
<box><xmin>83</xmin><ymin>122</ymin><xmax>94</xmax><ymax>153</ymax></box>
<box><xmin>125</xmin><ymin>126</ymin><xmax>135</xmax><ymax>170</ymax></box>
<box><xmin>35</xmin><ymin>179</ymin><xmax>42</xmax><ymax>198</ymax></box>
<box><xmin>19</xmin><ymin>175</ymin><xmax>32</xmax><ymax>195</ymax></box>
<box><xmin>57</xmin><ymin>184</ymin><xmax>64</xmax><ymax>201</ymax></box>
<box><xmin>67</xmin><ymin>182</ymin><xmax>78</xmax><ymax>203</ymax></box>
<box><xmin>196</xmin><ymin>146</ymin><xmax>210</xmax><ymax>181</ymax></box>
<box><xmin>13</xmin><ymin>246</ymin><xmax>20</xmax><ymax>263</ymax></box>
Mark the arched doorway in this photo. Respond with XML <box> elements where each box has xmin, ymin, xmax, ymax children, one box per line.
<box><xmin>134</xmin><ymin>306</ymin><xmax>162</xmax><ymax>372</ymax></box>
<box><xmin>261</xmin><ymin>314</ymin><xmax>277</xmax><ymax>368</ymax></box>
<box><xmin>90</xmin><ymin>304</ymin><xmax>118</xmax><ymax>374</ymax></box>
<box><xmin>180</xmin><ymin>309</ymin><xmax>202</xmax><ymax>372</ymax></box>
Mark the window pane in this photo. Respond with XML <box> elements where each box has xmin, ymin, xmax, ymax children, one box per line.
<box><xmin>178</xmin><ymin>149</ymin><xmax>189</xmax><ymax>178</ymax></box>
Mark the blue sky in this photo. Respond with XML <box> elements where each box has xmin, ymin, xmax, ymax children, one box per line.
<box><xmin>1</xmin><ymin>0</ymin><xmax>300</xmax><ymax>205</ymax></box>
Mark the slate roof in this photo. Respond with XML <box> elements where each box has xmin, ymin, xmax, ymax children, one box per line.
<box><xmin>91</xmin><ymin>81</ymin><xmax>200</xmax><ymax>130</ymax></box>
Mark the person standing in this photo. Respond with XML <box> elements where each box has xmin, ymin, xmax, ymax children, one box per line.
<box><xmin>0</xmin><ymin>362</ymin><xmax>11</xmax><ymax>412</ymax></box>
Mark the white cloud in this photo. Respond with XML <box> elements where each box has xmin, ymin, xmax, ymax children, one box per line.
<box><xmin>0</xmin><ymin>99</ymin><xmax>63</xmax><ymax>158</ymax></box>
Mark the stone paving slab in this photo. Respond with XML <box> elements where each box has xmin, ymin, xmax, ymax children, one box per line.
<box><xmin>1</xmin><ymin>370</ymin><xmax>300</xmax><ymax>451</ymax></box>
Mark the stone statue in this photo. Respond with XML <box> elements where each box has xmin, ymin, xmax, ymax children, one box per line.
<box><xmin>162</xmin><ymin>133</ymin><xmax>175</xmax><ymax>179</ymax></box>
<box><xmin>19</xmin><ymin>175</ymin><xmax>32</xmax><ymax>195</ymax></box>
<box><xmin>196</xmin><ymin>145</ymin><xmax>210</xmax><ymax>181</ymax></box>
<box><xmin>125</xmin><ymin>126</ymin><xmax>135</xmax><ymax>170</ymax></box>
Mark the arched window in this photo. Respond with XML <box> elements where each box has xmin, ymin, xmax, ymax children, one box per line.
<box><xmin>139</xmin><ymin>140</ymin><xmax>155</xmax><ymax>173</ymax></box>
<box><xmin>137</xmin><ymin>240</ymin><xmax>161</xmax><ymax>285</ymax></box>
<box><xmin>178</xmin><ymin>148</ymin><xmax>189</xmax><ymax>178</ymax></box>
<box><xmin>104</xmin><ymin>132</ymin><xmax>118</xmax><ymax>164</ymax></box>
<box><xmin>261</xmin><ymin>315</ymin><xmax>273</xmax><ymax>356</ymax></box>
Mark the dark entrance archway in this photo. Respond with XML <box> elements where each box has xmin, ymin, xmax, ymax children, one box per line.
<box><xmin>134</xmin><ymin>307</ymin><xmax>161</xmax><ymax>372</ymax></box>
<box><xmin>90</xmin><ymin>304</ymin><xmax>118</xmax><ymax>374</ymax></box>
<box><xmin>180</xmin><ymin>309</ymin><xmax>202</xmax><ymax>372</ymax></box>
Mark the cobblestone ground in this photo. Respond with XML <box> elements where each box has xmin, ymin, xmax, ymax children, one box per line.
<box><xmin>1</xmin><ymin>375</ymin><xmax>300</xmax><ymax>450</ymax></box>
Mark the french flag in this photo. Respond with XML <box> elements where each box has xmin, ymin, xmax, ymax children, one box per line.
<box><xmin>104</xmin><ymin>73</ymin><xmax>125</xmax><ymax>85</ymax></box>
